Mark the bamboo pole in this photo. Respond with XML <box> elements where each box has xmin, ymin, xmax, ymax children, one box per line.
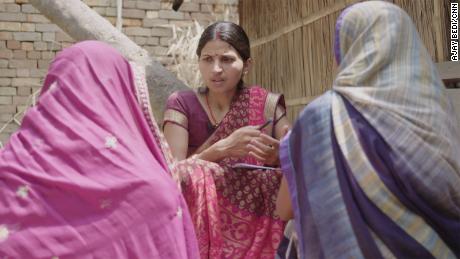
<box><xmin>433</xmin><ymin>0</ymin><xmax>444</xmax><ymax>61</ymax></box>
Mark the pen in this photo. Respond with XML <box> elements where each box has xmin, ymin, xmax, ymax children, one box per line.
<box><xmin>257</xmin><ymin>119</ymin><xmax>273</xmax><ymax>130</ymax></box>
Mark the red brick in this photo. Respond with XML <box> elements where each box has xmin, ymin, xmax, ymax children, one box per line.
<box><xmin>0</xmin><ymin>12</ymin><xmax>27</xmax><ymax>22</ymax></box>
<box><xmin>21</xmin><ymin>4</ymin><xmax>39</xmax><ymax>14</ymax></box>
<box><xmin>142</xmin><ymin>18</ymin><xmax>168</xmax><ymax>27</ymax></box>
<box><xmin>12</xmin><ymin>50</ymin><xmax>26</xmax><ymax>59</ymax></box>
<box><xmin>0</xmin><ymin>96</ymin><xmax>12</xmax><ymax>105</ymax></box>
<box><xmin>4</xmin><ymin>3</ymin><xmax>20</xmax><ymax>12</ymax></box>
<box><xmin>16</xmin><ymin>68</ymin><xmax>30</xmax><ymax>77</ymax></box>
<box><xmin>6</xmin><ymin>40</ymin><xmax>20</xmax><ymax>50</ymax></box>
<box><xmin>20</xmin><ymin>23</ymin><xmax>35</xmax><ymax>32</ymax></box>
<box><xmin>0</xmin><ymin>49</ymin><xmax>13</xmax><ymax>59</ymax></box>
<box><xmin>0</xmin><ymin>77</ymin><xmax>14</xmax><ymax>87</ymax></box>
<box><xmin>27</xmin><ymin>51</ymin><xmax>41</xmax><ymax>59</ymax></box>
<box><xmin>0</xmin><ymin>59</ymin><xmax>7</xmax><ymax>68</ymax></box>
<box><xmin>9</xmin><ymin>59</ymin><xmax>37</xmax><ymax>68</ymax></box>
<box><xmin>27</xmin><ymin>14</ymin><xmax>49</xmax><ymax>23</ymax></box>
<box><xmin>2</xmin><ymin>123</ymin><xmax>19</xmax><ymax>134</ymax></box>
<box><xmin>13</xmin><ymin>32</ymin><xmax>41</xmax><ymax>41</ymax></box>
<box><xmin>0</xmin><ymin>87</ymin><xmax>16</xmax><ymax>95</ymax></box>
<box><xmin>21</xmin><ymin>41</ymin><xmax>34</xmax><ymax>51</ymax></box>
<box><xmin>48</xmin><ymin>42</ymin><xmax>61</xmax><ymax>51</ymax></box>
<box><xmin>122</xmin><ymin>9</ymin><xmax>146</xmax><ymax>19</ymax></box>
<box><xmin>0</xmin><ymin>21</ymin><xmax>21</xmax><ymax>31</ymax></box>
<box><xmin>179</xmin><ymin>3</ymin><xmax>200</xmax><ymax>12</ymax></box>
<box><xmin>38</xmin><ymin>59</ymin><xmax>51</xmax><ymax>69</ymax></box>
<box><xmin>158</xmin><ymin>10</ymin><xmax>184</xmax><ymax>20</ymax></box>
<box><xmin>41</xmin><ymin>51</ymin><xmax>55</xmax><ymax>59</ymax></box>
<box><xmin>29</xmin><ymin>68</ymin><xmax>47</xmax><ymax>77</ymax></box>
<box><xmin>0</xmin><ymin>105</ymin><xmax>16</xmax><ymax>113</ymax></box>
<box><xmin>0</xmin><ymin>32</ymin><xmax>13</xmax><ymax>40</ymax></box>
<box><xmin>136</xmin><ymin>1</ymin><xmax>161</xmax><ymax>10</ymax></box>
<box><xmin>0</xmin><ymin>133</ymin><xmax>11</xmax><ymax>146</ymax></box>
<box><xmin>12</xmin><ymin>77</ymin><xmax>41</xmax><ymax>87</ymax></box>
<box><xmin>34</xmin><ymin>41</ymin><xmax>47</xmax><ymax>50</ymax></box>
<box><xmin>17</xmin><ymin>86</ymin><xmax>31</xmax><ymax>96</ymax></box>
<box><xmin>0</xmin><ymin>69</ymin><xmax>16</xmax><ymax>77</ymax></box>
<box><xmin>13</xmin><ymin>96</ymin><xmax>30</xmax><ymax>105</ymax></box>
<box><xmin>0</xmin><ymin>114</ymin><xmax>14</xmax><ymax>123</ymax></box>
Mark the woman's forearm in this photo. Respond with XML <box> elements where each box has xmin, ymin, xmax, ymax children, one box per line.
<box><xmin>276</xmin><ymin>176</ymin><xmax>294</xmax><ymax>220</ymax></box>
<box><xmin>195</xmin><ymin>141</ymin><xmax>228</xmax><ymax>162</ymax></box>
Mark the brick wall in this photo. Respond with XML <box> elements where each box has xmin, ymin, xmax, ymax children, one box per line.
<box><xmin>0</xmin><ymin>0</ymin><xmax>238</xmax><ymax>146</ymax></box>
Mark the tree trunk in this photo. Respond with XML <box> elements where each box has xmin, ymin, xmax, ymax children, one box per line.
<box><xmin>29</xmin><ymin>0</ymin><xmax>188</xmax><ymax>121</ymax></box>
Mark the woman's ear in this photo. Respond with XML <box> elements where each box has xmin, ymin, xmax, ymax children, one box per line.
<box><xmin>243</xmin><ymin>58</ymin><xmax>253</xmax><ymax>75</ymax></box>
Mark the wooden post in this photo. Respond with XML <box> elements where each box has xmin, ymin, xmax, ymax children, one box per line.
<box><xmin>433</xmin><ymin>0</ymin><xmax>445</xmax><ymax>62</ymax></box>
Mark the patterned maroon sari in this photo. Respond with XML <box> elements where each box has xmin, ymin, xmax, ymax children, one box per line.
<box><xmin>166</xmin><ymin>86</ymin><xmax>285</xmax><ymax>258</ymax></box>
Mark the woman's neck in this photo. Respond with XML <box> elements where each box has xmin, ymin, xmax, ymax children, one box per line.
<box><xmin>207</xmin><ymin>88</ymin><xmax>237</xmax><ymax>111</ymax></box>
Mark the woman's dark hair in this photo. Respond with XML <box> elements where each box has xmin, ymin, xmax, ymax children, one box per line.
<box><xmin>197</xmin><ymin>21</ymin><xmax>251</xmax><ymax>89</ymax></box>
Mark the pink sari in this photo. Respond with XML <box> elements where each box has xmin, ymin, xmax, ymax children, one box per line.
<box><xmin>172</xmin><ymin>87</ymin><xmax>285</xmax><ymax>258</ymax></box>
<box><xmin>0</xmin><ymin>41</ymin><xmax>199</xmax><ymax>258</ymax></box>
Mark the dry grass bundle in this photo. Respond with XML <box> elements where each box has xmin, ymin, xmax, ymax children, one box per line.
<box><xmin>166</xmin><ymin>4</ymin><xmax>237</xmax><ymax>88</ymax></box>
<box><xmin>167</xmin><ymin>21</ymin><xmax>204</xmax><ymax>88</ymax></box>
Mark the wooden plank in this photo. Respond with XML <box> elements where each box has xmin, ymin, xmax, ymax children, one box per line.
<box><xmin>286</xmin><ymin>95</ymin><xmax>319</xmax><ymax>106</ymax></box>
<box><xmin>436</xmin><ymin>61</ymin><xmax>460</xmax><ymax>86</ymax></box>
<box><xmin>250</xmin><ymin>0</ymin><xmax>362</xmax><ymax>47</ymax></box>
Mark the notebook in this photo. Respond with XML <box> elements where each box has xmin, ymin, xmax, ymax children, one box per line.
<box><xmin>231</xmin><ymin>163</ymin><xmax>277</xmax><ymax>170</ymax></box>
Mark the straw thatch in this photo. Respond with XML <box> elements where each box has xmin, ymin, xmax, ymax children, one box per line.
<box><xmin>166</xmin><ymin>5</ymin><xmax>238</xmax><ymax>89</ymax></box>
<box><xmin>167</xmin><ymin>21</ymin><xmax>205</xmax><ymax>88</ymax></box>
<box><xmin>239</xmin><ymin>0</ymin><xmax>451</xmax><ymax>122</ymax></box>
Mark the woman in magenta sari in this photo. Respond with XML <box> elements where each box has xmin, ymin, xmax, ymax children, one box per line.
<box><xmin>163</xmin><ymin>21</ymin><xmax>290</xmax><ymax>258</ymax></box>
<box><xmin>0</xmin><ymin>41</ymin><xmax>199</xmax><ymax>258</ymax></box>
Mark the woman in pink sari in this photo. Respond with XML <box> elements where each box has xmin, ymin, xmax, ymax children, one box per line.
<box><xmin>163</xmin><ymin>21</ymin><xmax>290</xmax><ymax>258</ymax></box>
<box><xmin>0</xmin><ymin>41</ymin><xmax>199</xmax><ymax>258</ymax></box>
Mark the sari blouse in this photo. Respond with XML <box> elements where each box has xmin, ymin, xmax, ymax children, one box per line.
<box><xmin>164</xmin><ymin>86</ymin><xmax>286</xmax><ymax>156</ymax></box>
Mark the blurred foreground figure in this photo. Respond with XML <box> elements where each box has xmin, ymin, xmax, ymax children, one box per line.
<box><xmin>0</xmin><ymin>41</ymin><xmax>199</xmax><ymax>258</ymax></box>
<box><xmin>278</xmin><ymin>1</ymin><xmax>460</xmax><ymax>258</ymax></box>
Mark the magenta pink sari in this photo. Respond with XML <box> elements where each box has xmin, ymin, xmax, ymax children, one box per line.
<box><xmin>173</xmin><ymin>87</ymin><xmax>285</xmax><ymax>259</ymax></box>
<box><xmin>0</xmin><ymin>41</ymin><xmax>199</xmax><ymax>258</ymax></box>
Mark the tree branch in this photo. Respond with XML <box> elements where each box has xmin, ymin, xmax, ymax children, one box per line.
<box><xmin>29</xmin><ymin>0</ymin><xmax>189</xmax><ymax>121</ymax></box>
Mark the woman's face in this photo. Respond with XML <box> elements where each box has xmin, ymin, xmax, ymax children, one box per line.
<box><xmin>198</xmin><ymin>39</ymin><xmax>248</xmax><ymax>94</ymax></box>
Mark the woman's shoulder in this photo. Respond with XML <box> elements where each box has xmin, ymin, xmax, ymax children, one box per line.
<box><xmin>246</xmin><ymin>85</ymin><xmax>286</xmax><ymax>115</ymax></box>
<box><xmin>165</xmin><ymin>88</ymin><xmax>202</xmax><ymax>116</ymax></box>
<box><xmin>246</xmin><ymin>85</ymin><xmax>281</xmax><ymax>95</ymax></box>
<box><xmin>246</xmin><ymin>84</ymin><xmax>264</xmax><ymax>91</ymax></box>
<box><xmin>245</xmin><ymin>84</ymin><xmax>278</xmax><ymax>94</ymax></box>
<box><xmin>164</xmin><ymin>89</ymin><xmax>198</xmax><ymax>129</ymax></box>
<box><xmin>167</xmin><ymin>88</ymin><xmax>196</xmax><ymax>102</ymax></box>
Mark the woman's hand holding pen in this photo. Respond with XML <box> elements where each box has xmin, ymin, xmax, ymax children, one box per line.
<box><xmin>215</xmin><ymin>120</ymin><xmax>273</xmax><ymax>159</ymax></box>
<box><xmin>216</xmin><ymin>125</ymin><xmax>261</xmax><ymax>158</ymax></box>
<box><xmin>211</xmin><ymin>121</ymin><xmax>288</xmax><ymax>164</ymax></box>
<box><xmin>248</xmin><ymin>124</ymin><xmax>290</xmax><ymax>165</ymax></box>
<box><xmin>247</xmin><ymin>133</ymin><xmax>280</xmax><ymax>165</ymax></box>
<box><xmin>223</xmin><ymin>119</ymin><xmax>279</xmax><ymax>165</ymax></box>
